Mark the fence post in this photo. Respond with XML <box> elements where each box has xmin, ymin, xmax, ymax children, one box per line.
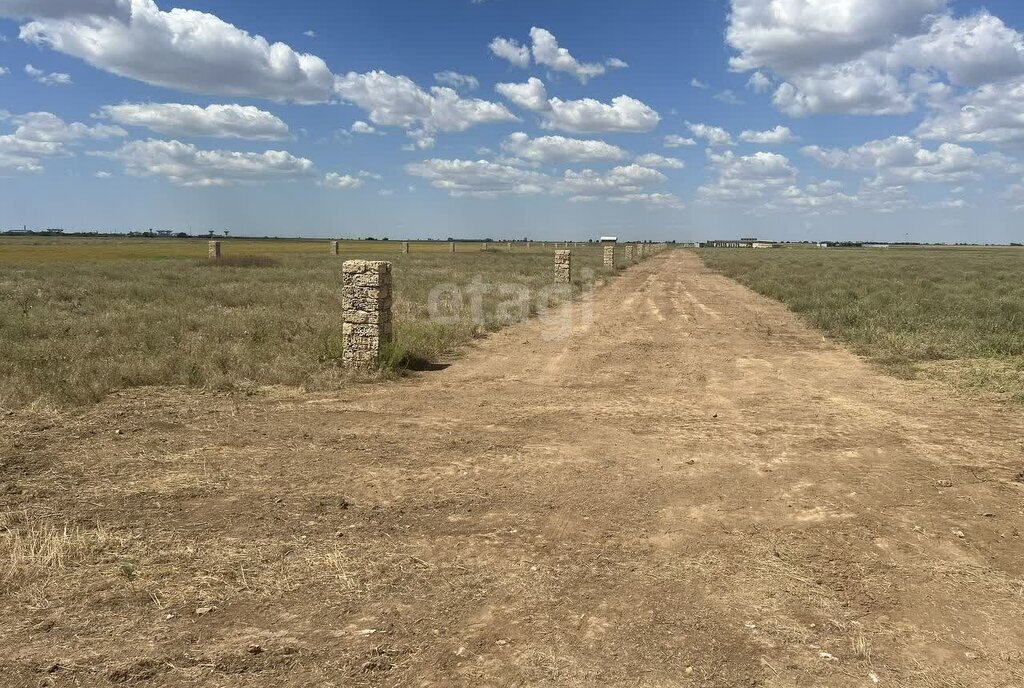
<box><xmin>555</xmin><ymin>250</ymin><xmax>571</xmax><ymax>284</ymax></box>
<box><xmin>401</xmin><ymin>241</ymin><xmax>409</xmax><ymax>254</ymax></box>
<box><xmin>602</xmin><ymin>241</ymin><xmax>615</xmax><ymax>269</ymax></box>
<box><xmin>342</xmin><ymin>260</ymin><xmax>393</xmax><ymax>370</ymax></box>
<box><xmin>330</xmin><ymin>240</ymin><xmax>339</xmax><ymax>255</ymax></box>
<box><xmin>208</xmin><ymin>241</ymin><xmax>221</xmax><ymax>259</ymax></box>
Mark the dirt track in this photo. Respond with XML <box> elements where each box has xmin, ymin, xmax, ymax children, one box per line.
<box><xmin>3</xmin><ymin>250</ymin><xmax>1024</xmax><ymax>687</ymax></box>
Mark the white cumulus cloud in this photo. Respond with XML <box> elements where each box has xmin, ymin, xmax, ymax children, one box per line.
<box><xmin>687</xmin><ymin>122</ymin><xmax>735</xmax><ymax>146</ymax></box>
<box><xmin>726</xmin><ymin>0</ymin><xmax>1024</xmax><ymax>117</ymax></box>
<box><xmin>0</xmin><ymin>110</ymin><xmax>124</xmax><ymax>174</ymax></box>
<box><xmin>496</xmin><ymin>78</ymin><xmax>659</xmax><ymax>133</ymax></box>
<box><xmin>495</xmin><ymin>78</ymin><xmax>549</xmax><ymax>111</ymax></box>
<box><xmin>98</xmin><ymin>103</ymin><xmax>290</xmax><ymax>139</ymax></box>
<box><xmin>434</xmin><ymin>70</ymin><xmax>480</xmax><ymax>91</ymax></box>
<box><xmin>489</xmin><ymin>27</ymin><xmax>622</xmax><ymax>83</ymax></box>
<box><xmin>97</xmin><ymin>138</ymin><xmax>316</xmax><ymax>186</ymax></box>
<box><xmin>699</xmin><ymin>149</ymin><xmax>797</xmax><ymax>202</ymax></box>
<box><xmin>17</xmin><ymin>0</ymin><xmax>335</xmax><ymax>102</ymax></box>
<box><xmin>25</xmin><ymin>63</ymin><xmax>71</xmax><ymax>85</ymax></box>
<box><xmin>634</xmin><ymin>153</ymin><xmax>685</xmax><ymax>169</ymax></box>
<box><xmin>801</xmin><ymin>135</ymin><xmax>1015</xmax><ymax>185</ymax></box>
<box><xmin>405</xmin><ymin>158</ymin><xmax>550</xmax><ymax>198</ymax></box>
<box><xmin>489</xmin><ymin>36</ymin><xmax>531</xmax><ymax>68</ymax></box>
<box><xmin>321</xmin><ymin>172</ymin><xmax>363</xmax><ymax>189</ymax></box>
<box><xmin>916</xmin><ymin>77</ymin><xmax>1024</xmax><ymax>144</ymax></box>
<box><xmin>664</xmin><ymin>134</ymin><xmax>697</xmax><ymax>148</ymax></box>
<box><xmin>543</xmin><ymin>95</ymin><xmax>660</xmax><ymax>134</ymax></box>
<box><xmin>350</xmin><ymin>120</ymin><xmax>376</xmax><ymax>135</ymax></box>
<box><xmin>336</xmin><ymin>71</ymin><xmax>518</xmax><ymax>138</ymax></box>
<box><xmin>500</xmin><ymin>131</ymin><xmax>627</xmax><ymax>164</ymax></box>
<box><xmin>739</xmin><ymin>125</ymin><xmax>797</xmax><ymax>144</ymax></box>
<box><xmin>747</xmin><ymin>71</ymin><xmax>771</xmax><ymax>92</ymax></box>
<box><xmin>529</xmin><ymin>27</ymin><xmax>608</xmax><ymax>83</ymax></box>
<box><xmin>558</xmin><ymin>164</ymin><xmax>681</xmax><ymax>207</ymax></box>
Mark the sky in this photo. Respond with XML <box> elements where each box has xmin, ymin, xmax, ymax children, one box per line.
<box><xmin>2</xmin><ymin>0</ymin><xmax>1024</xmax><ymax>243</ymax></box>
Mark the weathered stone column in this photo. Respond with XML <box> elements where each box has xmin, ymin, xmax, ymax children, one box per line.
<box><xmin>555</xmin><ymin>250</ymin><xmax>571</xmax><ymax>283</ymax></box>
<box><xmin>508</xmin><ymin>242</ymin><xmax>513</xmax><ymax>251</ymax></box>
<box><xmin>208</xmin><ymin>241</ymin><xmax>221</xmax><ymax>259</ymax></box>
<box><xmin>330</xmin><ymin>240</ymin><xmax>339</xmax><ymax>255</ymax></box>
<box><xmin>401</xmin><ymin>241</ymin><xmax>410</xmax><ymax>254</ymax></box>
<box><xmin>450</xmin><ymin>241</ymin><xmax>456</xmax><ymax>253</ymax></box>
<box><xmin>342</xmin><ymin>260</ymin><xmax>393</xmax><ymax>370</ymax></box>
<box><xmin>624</xmin><ymin>245</ymin><xmax>634</xmax><ymax>263</ymax></box>
<box><xmin>602</xmin><ymin>243</ymin><xmax>615</xmax><ymax>269</ymax></box>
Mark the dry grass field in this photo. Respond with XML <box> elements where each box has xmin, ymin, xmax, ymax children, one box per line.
<box><xmin>0</xmin><ymin>237</ymin><xmax>609</xmax><ymax>409</ymax></box>
<box><xmin>699</xmin><ymin>245</ymin><xmax>1024</xmax><ymax>402</ymax></box>
<box><xmin>2</xmin><ymin>250</ymin><xmax>1023</xmax><ymax>688</ymax></box>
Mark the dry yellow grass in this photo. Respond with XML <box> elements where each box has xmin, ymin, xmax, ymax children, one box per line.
<box><xmin>0</xmin><ymin>237</ymin><xmax>611</xmax><ymax>408</ymax></box>
<box><xmin>699</xmin><ymin>245</ymin><xmax>1024</xmax><ymax>401</ymax></box>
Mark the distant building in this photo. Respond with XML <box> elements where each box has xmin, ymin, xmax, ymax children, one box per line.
<box><xmin>155</xmin><ymin>230</ymin><xmax>173</xmax><ymax>236</ymax></box>
<box><xmin>599</xmin><ymin>236</ymin><xmax>618</xmax><ymax>243</ymax></box>
<box><xmin>701</xmin><ymin>239</ymin><xmax>775</xmax><ymax>248</ymax></box>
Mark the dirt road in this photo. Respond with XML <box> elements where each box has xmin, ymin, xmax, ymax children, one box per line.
<box><xmin>3</xmin><ymin>251</ymin><xmax>1023</xmax><ymax>687</ymax></box>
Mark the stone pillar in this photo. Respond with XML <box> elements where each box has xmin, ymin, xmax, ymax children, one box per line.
<box><xmin>527</xmin><ymin>241</ymin><xmax>531</xmax><ymax>249</ymax></box>
<box><xmin>624</xmin><ymin>245</ymin><xmax>634</xmax><ymax>263</ymax></box>
<box><xmin>208</xmin><ymin>241</ymin><xmax>221</xmax><ymax>259</ymax></box>
<box><xmin>330</xmin><ymin>240</ymin><xmax>339</xmax><ymax>255</ymax></box>
<box><xmin>450</xmin><ymin>241</ymin><xmax>456</xmax><ymax>253</ymax></box>
<box><xmin>508</xmin><ymin>242</ymin><xmax>513</xmax><ymax>251</ymax></box>
<box><xmin>602</xmin><ymin>242</ymin><xmax>615</xmax><ymax>269</ymax></box>
<box><xmin>401</xmin><ymin>241</ymin><xmax>409</xmax><ymax>254</ymax></box>
<box><xmin>555</xmin><ymin>250</ymin><xmax>571</xmax><ymax>284</ymax></box>
<box><xmin>482</xmin><ymin>242</ymin><xmax>488</xmax><ymax>251</ymax></box>
<box><xmin>342</xmin><ymin>260</ymin><xmax>393</xmax><ymax>370</ymax></box>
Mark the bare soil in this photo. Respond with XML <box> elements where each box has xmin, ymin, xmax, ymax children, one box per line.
<box><xmin>3</xmin><ymin>251</ymin><xmax>1023</xmax><ymax>687</ymax></box>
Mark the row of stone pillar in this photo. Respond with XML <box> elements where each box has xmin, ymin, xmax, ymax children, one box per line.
<box><xmin>341</xmin><ymin>246</ymin><xmax>670</xmax><ymax>369</ymax></box>
<box><xmin>211</xmin><ymin>240</ymin><xmax>668</xmax><ymax>266</ymax></box>
<box><xmin>602</xmin><ymin>242</ymin><xmax>666</xmax><ymax>269</ymax></box>
<box><xmin>204</xmin><ymin>241</ymin><xmax>667</xmax><ymax>369</ymax></box>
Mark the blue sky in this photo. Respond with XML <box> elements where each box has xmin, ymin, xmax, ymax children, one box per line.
<box><xmin>3</xmin><ymin>0</ymin><xmax>1024</xmax><ymax>243</ymax></box>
